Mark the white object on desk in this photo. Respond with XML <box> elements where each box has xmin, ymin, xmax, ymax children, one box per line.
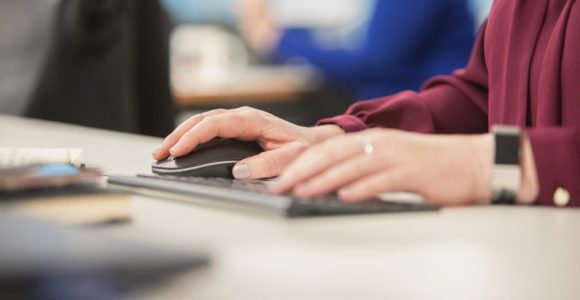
<box><xmin>0</xmin><ymin>147</ymin><xmax>82</xmax><ymax>167</ymax></box>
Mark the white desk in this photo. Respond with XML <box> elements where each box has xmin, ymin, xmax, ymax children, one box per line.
<box><xmin>2</xmin><ymin>114</ymin><xmax>579</xmax><ymax>300</ymax></box>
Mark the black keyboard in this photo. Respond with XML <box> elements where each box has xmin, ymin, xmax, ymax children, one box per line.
<box><xmin>107</xmin><ymin>175</ymin><xmax>439</xmax><ymax>217</ymax></box>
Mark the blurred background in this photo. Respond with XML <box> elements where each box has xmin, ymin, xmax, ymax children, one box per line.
<box><xmin>0</xmin><ymin>0</ymin><xmax>493</xmax><ymax>137</ymax></box>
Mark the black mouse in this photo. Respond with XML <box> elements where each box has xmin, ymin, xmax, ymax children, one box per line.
<box><xmin>152</xmin><ymin>139</ymin><xmax>263</xmax><ymax>178</ymax></box>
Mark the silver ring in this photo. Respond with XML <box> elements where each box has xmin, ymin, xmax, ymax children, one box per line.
<box><xmin>361</xmin><ymin>137</ymin><xmax>374</xmax><ymax>155</ymax></box>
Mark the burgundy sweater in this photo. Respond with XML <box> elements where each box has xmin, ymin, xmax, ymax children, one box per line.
<box><xmin>319</xmin><ymin>0</ymin><xmax>580</xmax><ymax>207</ymax></box>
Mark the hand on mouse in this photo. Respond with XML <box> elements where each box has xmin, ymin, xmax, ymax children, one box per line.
<box><xmin>273</xmin><ymin>129</ymin><xmax>539</xmax><ymax>206</ymax></box>
<box><xmin>153</xmin><ymin>107</ymin><xmax>344</xmax><ymax>179</ymax></box>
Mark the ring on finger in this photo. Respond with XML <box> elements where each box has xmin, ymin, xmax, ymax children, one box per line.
<box><xmin>361</xmin><ymin>137</ymin><xmax>374</xmax><ymax>155</ymax></box>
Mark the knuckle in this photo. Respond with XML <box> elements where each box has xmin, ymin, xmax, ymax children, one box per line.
<box><xmin>227</xmin><ymin>113</ymin><xmax>245</xmax><ymax>124</ymax></box>
<box><xmin>240</xmin><ymin>109</ymin><xmax>260</xmax><ymax>119</ymax></box>
<box><xmin>202</xmin><ymin>115</ymin><xmax>219</xmax><ymax>126</ymax></box>
<box><xmin>187</xmin><ymin>114</ymin><xmax>202</xmax><ymax>123</ymax></box>
<box><xmin>235</xmin><ymin>106</ymin><xmax>254</xmax><ymax>113</ymax></box>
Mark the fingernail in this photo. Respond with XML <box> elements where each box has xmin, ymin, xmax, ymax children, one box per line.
<box><xmin>233</xmin><ymin>163</ymin><xmax>250</xmax><ymax>179</ymax></box>
<box><xmin>152</xmin><ymin>148</ymin><xmax>160</xmax><ymax>156</ymax></box>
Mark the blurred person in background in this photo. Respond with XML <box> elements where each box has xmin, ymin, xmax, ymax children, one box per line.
<box><xmin>238</xmin><ymin>0</ymin><xmax>476</xmax><ymax>101</ymax></box>
<box><xmin>0</xmin><ymin>0</ymin><xmax>175</xmax><ymax>137</ymax></box>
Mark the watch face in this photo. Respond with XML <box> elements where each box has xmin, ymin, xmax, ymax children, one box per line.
<box><xmin>495</xmin><ymin>134</ymin><xmax>520</xmax><ymax>165</ymax></box>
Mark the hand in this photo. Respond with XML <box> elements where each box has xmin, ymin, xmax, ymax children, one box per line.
<box><xmin>237</xmin><ymin>0</ymin><xmax>280</xmax><ymax>53</ymax></box>
<box><xmin>152</xmin><ymin>107</ymin><xmax>344</xmax><ymax>179</ymax></box>
<box><xmin>274</xmin><ymin>129</ymin><xmax>497</xmax><ymax>206</ymax></box>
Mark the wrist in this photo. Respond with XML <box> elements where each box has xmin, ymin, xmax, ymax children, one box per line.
<box><xmin>481</xmin><ymin>131</ymin><xmax>539</xmax><ymax>205</ymax></box>
<box><xmin>517</xmin><ymin>135</ymin><xmax>539</xmax><ymax>204</ymax></box>
<box><xmin>469</xmin><ymin>134</ymin><xmax>494</xmax><ymax>203</ymax></box>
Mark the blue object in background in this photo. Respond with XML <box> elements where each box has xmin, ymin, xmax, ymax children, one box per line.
<box><xmin>35</xmin><ymin>164</ymin><xmax>80</xmax><ymax>177</ymax></box>
<box><xmin>273</xmin><ymin>0</ymin><xmax>476</xmax><ymax>101</ymax></box>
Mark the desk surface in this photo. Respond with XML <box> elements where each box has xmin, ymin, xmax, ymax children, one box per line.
<box><xmin>172</xmin><ymin>66</ymin><xmax>320</xmax><ymax>107</ymax></box>
<box><xmin>2</xmin><ymin>114</ymin><xmax>579</xmax><ymax>300</ymax></box>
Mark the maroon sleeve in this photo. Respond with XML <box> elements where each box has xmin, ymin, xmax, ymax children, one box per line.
<box><xmin>318</xmin><ymin>23</ymin><xmax>490</xmax><ymax>135</ymax></box>
<box><xmin>527</xmin><ymin>128</ymin><xmax>580</xmax><ymax>207</ymax></box>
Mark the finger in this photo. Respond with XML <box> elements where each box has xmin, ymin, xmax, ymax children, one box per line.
<box><xmin>338</xmin><ymin>169</ymin><xmax>412</xmax><ymax>203</ymax></box>
<box><xmin>153</xmin><ymin>109</ymin><xmax>227</xmax><ymax>160</ymax></box>
<box><xmin>292</xmin><ymin>154</ymin><xmax>387</xmax><ymax>198</ymax></box>
<box><xmin>274</xmin><ymin>134</ymin><xmax>365</xmax><ymax>194</ymax></box>
<box><xmin>169</xmin><ymin>111</ymin><xmax>263</xmax><ymax>157</ymax></box>
<box><xmin>233</xmin><ymin>142</ymin><xmax>306</xmax><ymax>179</ymax></box>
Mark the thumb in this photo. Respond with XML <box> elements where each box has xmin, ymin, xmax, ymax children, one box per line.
<box><xmin>232</xmin><ymin>143</ymin><xmax>305</xmax><ymax>179</ymax></box>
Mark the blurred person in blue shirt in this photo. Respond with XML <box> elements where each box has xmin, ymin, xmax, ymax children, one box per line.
<box><xmin>239</xmin><ymin>0</ymin><xmax>476</xmax><ymax>101</ymax></box>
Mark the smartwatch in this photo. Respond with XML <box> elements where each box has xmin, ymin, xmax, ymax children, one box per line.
<box><xmin>491</xmin><ymin>125</ymin><xmax>522</xmax><ymax>204</ymax></box>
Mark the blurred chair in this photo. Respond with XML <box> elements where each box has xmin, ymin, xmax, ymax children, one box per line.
<box><xmin>0</xmin><ymin>1</ymin><xmax>57</xmax><ymax>116</ymax></box>
<box><xmin>20</xmin><ymin>0</ymin><xmax>176</xmax><ymax>137</ymax></box>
